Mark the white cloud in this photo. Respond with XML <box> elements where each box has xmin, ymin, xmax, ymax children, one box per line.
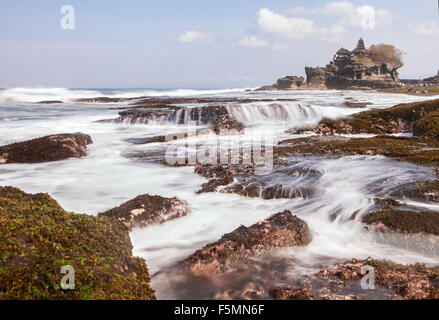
<box><xmin>178</xmin><ymin>31</ymin><xmax>212</xmax><ymax>43</ymax></box>
<box><xmin>411</xmin><ymin>21</ymin><xmax>439</xmax><ymax>36</ymax></box>
<box><xmin>257</xmin><ymin>8</ymin><xmax>345</xmax><ymax>40</ymax></box>
<box><xmin>286</xmin><ymin>2</ymin><xmax>395</xmax><ymax>28</ymax></box>
<box><xmin>271</xmin><ymin>43</ymin><xmax>289</xmax><ymax>50</ymax></box>
<box><xmin>238</xmin><ymin>36</ymin><xmax>268</xmax><ymax>48</ymax></box>
<box><xmin>258</xmin><ymin>8</ymin><xmax>316</xmax><ymax>39</ymax></box>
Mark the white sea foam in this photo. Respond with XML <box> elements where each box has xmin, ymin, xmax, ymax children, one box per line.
<box><xmin>0</xmin><ymin>87</ymin><xmax>254</xmax><ymax>104</ymax></box>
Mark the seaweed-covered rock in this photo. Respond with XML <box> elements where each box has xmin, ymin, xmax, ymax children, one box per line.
<box><xmin>182</xmin><ymin>210</ymin><xmax>312</xmax><ymax>274</ymax></box>
<box><xmin>275</xmin><ymin>135</ymin><xmax>439</xmax><ymax>167</ymax></box>
<box><xmin>314</xmin><ymin>98</ymin><xmax>439</xmax><ymax>135</ymax></box>
<box><xmin>0</xmin><ymin>133</ymin><xmax>93</xmax><ymax>164</ymax></box>
<box><xmin>0</xmin><ymin>186</ymin><xmax>155</xmax><ymax>300</ymax></box>
<box><xmin>99</xmin><ymin>195</ymin><xmax>191</xmax><ymax>230</ymax></box>
<box><xmin>362</xmin><ymin>208</ymin><xmax>439</xmax><ymax>236</ymax></box>
<box><xmin>413</xmin><ymin>110</ymin><xmax>439</xmax><ymax>139</ymax></box>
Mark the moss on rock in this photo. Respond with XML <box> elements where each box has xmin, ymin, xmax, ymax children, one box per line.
<box><xmin>414</xmin><ymin>110</ymin><xmax>439</xmax><ymax>139</ymax></box>
<box><xmin>275</xmin><ymin>135</ymin><xmax>439</xmax><ymax>167</ymax></box>
<box><xmin>0</xmin><ymin>186</ymin><xmax>155</xmax><ymax>300</ymax></box>
<box><xmin>363</xmin><ymin>208</ymin><xmax>439</xmax><ymax>236</ymax></box>
<box><xmin>315</xmin><ymin>98</ymin><xmax>439</xmax><ymax>135</ymax></box>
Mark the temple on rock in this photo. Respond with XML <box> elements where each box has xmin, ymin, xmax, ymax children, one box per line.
<box><xmin>306</xmin><ymin>38</ymin><xmax>401</xmax><ymax>89</ymax></box>
<box><xmin>258</xmin><ymin>38</ymin><xmax>403</xmax><ymax>91</ymax></box>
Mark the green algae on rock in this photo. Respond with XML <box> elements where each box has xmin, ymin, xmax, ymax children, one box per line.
<box><xmin>414</xmin><ymin>110</ymin><xmax>439</xmax><ymax>139</ymax></box>
<box><xmin>276</xmin><ymin>135</ymin><xmax>439</xmax><ymax>167</ymax></box>
<box><xmin>363</xmin><ymin>208</ymin><xmax>439</xmax><ymax>236</ymax></box>
<box><xmin>0</xmin><ymin>186</ymin><xmax>155</xmax><ymax>300</ymax></box>
<box><xmin>314</xmin><ymin>98</ymin><xmax>439</xmax><ymax>135</ymax></box>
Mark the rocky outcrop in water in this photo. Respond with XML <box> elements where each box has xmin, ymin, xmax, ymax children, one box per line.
<box><xmin>0</xmin><ymin>186</ymin><xmax>155</xmax><ymax>300</ymax></box>
<box><xmin>0</xmin><ymin>133</ymin><xmax>93</xmax><ymax>164</ymax></box>
<box><xmin>257</xmin><ymin>38</ymin><xmax>402</xmax><ymax>91</ymax></box>
<box><xmin>99</xmin><ymin>194</ymin><xmax>191</xmax><ymax>230</ymax></box>
<box><xmin>37</xmin><ymin>100</ymin><xmax>64</xmax><ymax>104</ymax></box>
<box><xmin>363</xmin><ymin>206</ymin><xmax>439</xmax><ymax>236</ymax></box>
<box><xmin>256</xmin><ymin>76</ymin><xmax>306</xmax><ymax>91</ymax></box>
<box><xmin>312</xmin><ymin>98</ymin><xmax>439</xmax><ymax>135</ymax></box>
<box><xmin>182</xmin><ymin>210</ymin><xmax>312</xmax><ymax>274</ymax></box>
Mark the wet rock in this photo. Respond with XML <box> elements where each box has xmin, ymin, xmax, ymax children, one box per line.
<box><xmin>240</xmin><ymin>184</ymin><xmax>261</xmax><ymax>198</ymax></box>
<box><xmin>197</xmin><ymin>175</ymin><xmax>234</xmax><ymax>194</ymax></box>
<box><xmin>0</xmin><ymin>133</ymin><xmax>93</xmax><ymax>164</ymax></box>
<box><xmin>99</xmin><ymin>194</ymin><xmax>191</xmax><ymax>230</ymax></box>
<box><xmin>275</xmin><ymin>135</ymin><xmax>439</xmax><ymax>167</ymax></box>
<box><xmin>316</xmin><ymin>258</ymin><xmax>439</xmax><ymax>300</ymax></box>
<box><xmin>362</xmin><ymin>208</ymin><xmax>439</xmax><ymax>236</ymax></box>
<box><xmin>182</xmin><ymin>210</ymin><xmax>312</xmax><ymax>274</ymax></box>
<box><xmin>0</xmin><ymin>186</ymin><xmax>155</xmax><ymax>300</ymax></box>
<box><xmin>75</xmin><ymin>97</ymin><xmax>127</xmax><ymax>103</ymax></box>
<box><xmin>314</xmin><ymin>98</ymin><xmax>439</xmax><ymax>135</ymax></box>
<box><xmin>99</xmin><ymin>108</ymin><xmax>177</xmax><ymax>124</ymax></box>
<box><xmin>271</xmin><ymin>287</ymin><xmax>316</xmax><ymax>300</ymax></box>
<box><xmin>37</xmin><ymin>100</ymin><xmax>64</xmax><ymax>104</ymax></box>
<box><xmin>214</xmin><ymin>119</ymin><xmax>245</xmax><ymax>135</ymax></box>
<box><xmin>343</xmin><ymin>101</ymin><xmax>373</xmax><ymax>108</ymax></box>
<box><xmin>195</xmin><ymin>164</ymin><xmax>254</xmax><ymax>179</ymax></box>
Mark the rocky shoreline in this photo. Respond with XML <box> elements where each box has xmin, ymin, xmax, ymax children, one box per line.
<box><xmin>2</xmin><ymin>92</ymin><xmax>439</xmax><ymax>300</ymax></box>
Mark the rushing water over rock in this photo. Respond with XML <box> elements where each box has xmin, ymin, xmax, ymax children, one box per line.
<box><xmin>1</xmin><ymin>88</ymin><xmax>438</xmax><ymax>299</ymax></box>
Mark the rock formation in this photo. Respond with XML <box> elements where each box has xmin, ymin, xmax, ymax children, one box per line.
<box><xmin>258</xmin><ymin>38</ymin><xmax>402</xmax><ymax>91</ymax></box>
<box><xmin>0</xmin><ymin>186</ymin><xmax>156</xmax><ymax>300</ymax></box>
<box><xmin>182</xmin><ymin>210</ymin><xmax>312</xmax><ymax>274</ymax></box>
<box><xmin>99</xmin><ymin>194</ymin><xmax>192</xmax><ymax>230</ymax></box>
<box><xmin>0</xmin><ymin>133</ymin><xmax>93</xmax><ymax>164</ymax></box>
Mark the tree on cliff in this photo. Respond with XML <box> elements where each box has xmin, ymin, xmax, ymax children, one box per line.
<box><xmin>369</xmin><ymin>44</ymin><xmax>404</xmax><ymax>68</ymax></box>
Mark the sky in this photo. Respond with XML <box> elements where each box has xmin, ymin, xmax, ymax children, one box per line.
<box><xmin>0</xmin><ymin>0</ymin><xmax>439</xmax><ymax>88</ymax></box>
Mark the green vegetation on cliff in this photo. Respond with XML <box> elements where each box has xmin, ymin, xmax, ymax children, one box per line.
<box><xmin>0</xmin><ymin>186</ymin><xmax>155</xmax><ymax>300</ymax></box>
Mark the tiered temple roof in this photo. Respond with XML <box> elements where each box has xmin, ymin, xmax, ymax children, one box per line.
<box><xmin>352</xmin><ymin>38</ymin><xmax>368</xmax><ymax>55</ymax></box>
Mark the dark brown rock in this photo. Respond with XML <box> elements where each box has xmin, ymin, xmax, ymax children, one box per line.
<box><xmin>271</xmin><ymin>287</ymin><xmax>316</xmax><ymax>300</ymax></box>
<box><xmin>0</xmin><ymin>133</ymin><xmax>93</xmax><ymax>164</ymax></box>
<box><xmin>182</xmin><ymin>210</ymin><xmax>312</xmax><ymax>274</ymax></box>
<box><xmin>214</xmin><ymin>119</ymin><xmax>245</xmax><ymax>135</ymax></box>
<box><xmin>197</xmin><ymin>175</ymin><xmax>234</xmax><ymax>194</ymax></box>
<box><xmin>37</xmin><ymin>100</ymin><xmax>64</xmax><ymax>104</ymax></box>
<box><xmin>99</xmin><ymin>195</ymin><xmax>191</xmax><ymax>230</ymax></box>
<box><xmin>316</xmin><ymin>258</ymin><xmax>439</xmax><ymax>300</ymax></box>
